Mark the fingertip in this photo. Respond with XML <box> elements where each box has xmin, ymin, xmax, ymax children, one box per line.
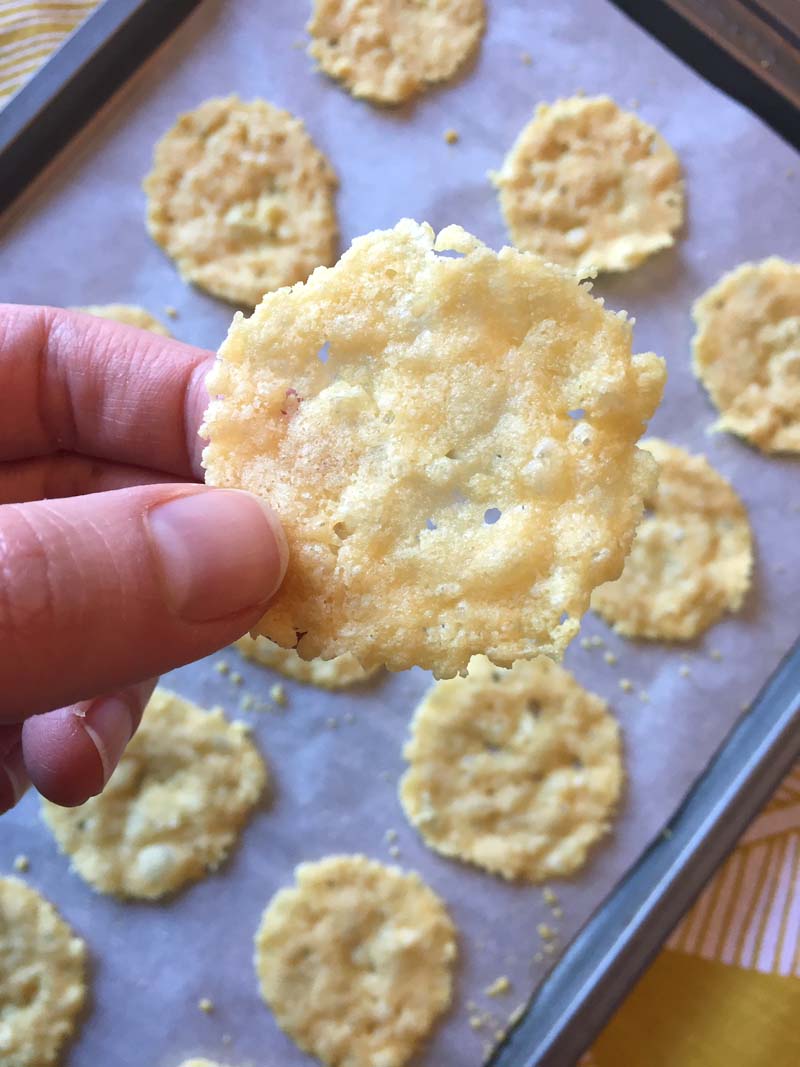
<box><xmin>146</xmin><ymin>487</ymin><xmax>288</xmax><ymax>624</ymax></box>
<box><xmin>23</xmin><ymin>705</ymin><xmax>103</xmax><ymax>807</ymax></box>
<box><xmin>22</xmin><ymin>681</ymin><xmax>154</xmax><ymax>807</ymax></box>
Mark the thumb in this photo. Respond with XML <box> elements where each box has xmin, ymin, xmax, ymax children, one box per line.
<box><xmin>0</xmin><ymin>484</ymin><xmax>287</xmax><ymax>720</ymax></box>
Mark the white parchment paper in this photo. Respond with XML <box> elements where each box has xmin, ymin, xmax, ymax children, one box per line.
<box><xmin>1</xmin><ymin>2</ymin><xmax>799</xmax><ymax>1065</ymax></box>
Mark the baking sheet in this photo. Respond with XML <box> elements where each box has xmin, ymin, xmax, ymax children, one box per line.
<box><xmin>1</xmin><ymin>1</ymin><xmax>799</xmax><ymax>1065</ymax></box>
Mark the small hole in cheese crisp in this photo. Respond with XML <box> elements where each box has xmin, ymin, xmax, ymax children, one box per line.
<box><xmin>484</xmin><ymin>508</ymin><xmax>501</xmax><ymax>525</ymax></box>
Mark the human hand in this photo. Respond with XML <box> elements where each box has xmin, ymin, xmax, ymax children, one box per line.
<box><xmin>0</xmin><ymin>305</ymin><xmax>287</xmax><ymax>813</ymax></box>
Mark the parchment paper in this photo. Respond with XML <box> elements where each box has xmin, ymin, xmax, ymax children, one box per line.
<box><xmin>1</xmin><ymin>2</ymin><xmax>799</xmax><ymax>1065</ymax></box>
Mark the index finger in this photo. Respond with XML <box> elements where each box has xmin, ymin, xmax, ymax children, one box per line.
<box><xmin>0</xmin><ymin>304</ymin><xmax>215</xmax><ymax>479</ymax></box>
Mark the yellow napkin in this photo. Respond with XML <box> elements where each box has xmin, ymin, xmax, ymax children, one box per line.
<box><xmin>586</xmin><ymin>765</ymin><xmax>800</xmax><ymax>1066</ymax></box>
<box><xmin>0</xmin><ymin>0</ymin><xmax>99</xmax><ymax>105</ymax></box>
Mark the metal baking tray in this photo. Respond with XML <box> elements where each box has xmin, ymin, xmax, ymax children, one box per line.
<box><xmin>1</xmin><ymin>3</ymin><xmax>798</xmax><ymax>1065</ymax></box>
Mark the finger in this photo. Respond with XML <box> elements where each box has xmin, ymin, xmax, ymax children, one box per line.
<box><xmin>0</xmin><ymin>453</ymin><xmax>189</xmax><ymax>505</ymax></box>
<box><xmin>0</xmin><ymin>725</ymin><xmax>29</xmax><ymax>814</ymax></box>
<box><xmin>0</xmin><ymin>304</ymin><xmax>212</xmax><ymax>477</ymax></box>
<box><xmin>22</xmin><ymin>679</ymin><xmax>156</xmax><ymax>807</ymax></box>
<box><xmin>0</xmin><ymin>483</ymin><xmax>287</xmax><ymax>720</ymax></box>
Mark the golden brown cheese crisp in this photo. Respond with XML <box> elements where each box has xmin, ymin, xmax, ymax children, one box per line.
<box><xmin>692</xmin><ymin>258</ymin><xmax>800</xmax><ymax>453</ymax></box>
<box><xmin>75</xmin><ymin>303</ymin><xmax>172</xmax><ymax>335</ymax></box>
<box><xmin>307</xmin><ymin>0</ymin><xmax>485</xmax><ymax>105</ymax></box>
<box><xmin>143</xmin><ymin>96</ymin><xmax>338</xmax><ymax>307</ymax></box>
<box><xmin>0</xmin><ymin>878</ymin><xmax>88</xmax><ymax>1067</ymax></box>
<box><xmin>41</xmin><ymin>688</ymin><xmax>267</xmax><ymax>899</ymax></box>
<box><xmin>254</xmin><ymin>855</ymin><xmax>457</xmax><ymax>1067</ymax></box>
<box><xmin>235</xmin><ymin>634</ymin><xmax>378</xmax><ymax>689</ymax></box>
<box><xmin>203</xmin><ymin>220</ymin><xmax>665</xmax><ymax>678</ymax></box>
<box><xmin>491</xmin><ymin>96</ymin><xmax>684</xmax><ymax>273</ymax></box>
<box><xmin>591</xmin><ymin>439</ymin><xmax>753</xmax><ymax>640</ymax></box>
<box><xmin>400</xmin><ymin>656</ymin><xmax>623</xmax><ymax>881</ymax></box>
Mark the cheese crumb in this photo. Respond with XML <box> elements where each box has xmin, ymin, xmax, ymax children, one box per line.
<box><xmin>12</xmin><ymin>854</ymin><xmax>30</xmax><ymax>873</ymax></box>
<box><xmin>679</xmin><ymin>664</ymin><xmax>691</xmax><ymax>677</ymax></box>
<box><xmin>520</xmin><ymin>51</ymin><xmax>532</xmax><ymax>65</ymax></box>
<box><xmin>537</xmin><ymin>922</ymin><xmax>555</xmax><ymax>941</ymax></box>
<box><xmin>164</xmin><ymin>305</ymin><xmax>178</xmax><ymax>319</ymax></box>
<box><xmin>619</xmin><ymin>678</ymin><xmax>634</xmax><ymax>693</ymax></box>
<box><xmin>603</xmin><ymin>651</ymin><xmax>618</xmax><ymax>666</ymax></box>
<box><xmin>444</xmin><ymin>128</ymin><xmax>459</xmax><ymax>145</ymax></box>
<box><xmin>198</xmin><ymin>997</ymin><xmax>214</xmax><ymax>1014</ymax></box>
<box><xmin>485</xmin><ymin>976</ymin><xmax>511</xmax><ymax>997</ymax></box>
<box><xmin>270</xmin><ymin>683</ymin><xmax>287</xmax><ymax>706</ymax></box>
<box><xmin>385</xmin><ymin>828</ymin><xmax>398</xmax><ymax>843</ymax></box>
<box><xmin>229</xmin><ymin>671</ymin><xmax>243</xmax><ymax>686</ymax></box>
<box><xmin>214</xmin><ymin>660</ymin><xmax>230</xmax><ymax>675</ymax></box>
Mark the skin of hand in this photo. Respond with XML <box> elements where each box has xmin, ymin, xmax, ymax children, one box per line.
<box><xmin>0</xmin><ymin>305</ymin><xmax>288</xmax><ymax>814</ymax></box>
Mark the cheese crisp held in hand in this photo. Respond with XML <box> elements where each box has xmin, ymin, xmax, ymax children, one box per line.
<box><xmin>400</xmin><ymin>656</ymin><xmax>623</xmax><ymax>882</ymax></box>
<box><xmin>0</xmin><ymin>878</ymin><xmax>88</xmax><ymax>1067</ymax></box>
<box><xmin>307</xmin><ymin>0</ymin><xmax>485</xmax><ymax>105</ymax></box>
<box><xmin>254</xmin><ymin>855</ymin><xmax>457</xmax><ymax>1067</ymax></box>
<box><xmin>491</xmin><ymin>96</ymin><xmax>684</xmax><ymax>273</ymax></box>
<box><xmin>74</xmin><ymin>303</ymin><xmax>172</xmax><ymax>335</ymax></box>
<box><xmin>692</xmin><ymin>258</ymin><xmax>800</xmax><ymax>454</ymax></box>
<box><xmin>203</xmin><ymin>220</ymin><xmax>665</xmax><ymax>678</ymax></box>
<box><xmin>143</xmin><ymin>96</ymin><xmax>338</xmax><ymax>307</ymax></box>
<box><xmin>41</xmin><ymin>689</ymin><xmax>267</xmax><ymax>900</ymax></box>
<box><xmin>236</xmin><ymin>635</ymin><xmax>378</xmax><ymax>689</ymax></box>
<box><xmin>591</xmin><ymin>439</ymin><xmax>753</xmax><ymax>640</ymax></box>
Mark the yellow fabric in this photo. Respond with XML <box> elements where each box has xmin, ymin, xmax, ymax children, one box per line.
<box><xmin>0</xmin><ymin>0</ymin><xmax>100</xmax><ymax>104</ymax></box>
<box><xmin>587</xmin><ymin>765</ymin><xmax>800</xmax><ymax>1065</ymax></box>
<box><xmin>591</xmin><ymin>953</ymin><xmax>800</xmax><ymax>1067</ymax></box>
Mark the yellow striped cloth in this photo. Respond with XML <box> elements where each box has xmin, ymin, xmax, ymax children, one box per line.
<box><xmin>0</xmin><ymin>0</ymin><xmax>100</xmax><ymax>104</ymax></box>
<box><xmin>584</xmin><ymin>764</ymin><xmax>800</xmax><ymax>1066</ymax></box>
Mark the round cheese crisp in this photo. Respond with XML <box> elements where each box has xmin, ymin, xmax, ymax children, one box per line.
<box><xmin>400</xmin><ymin>656</ymin><xmax>623</xmax><ymax>881</ymax></box>
<box><xmin>307</xmin><ymin>0</ymin><xmax>485</xmax><ymax>105</ymax></box>
<box><xmin>202</xmin><ymin>219</ymin><xmax>665</xmax><ymax>678</ymax></box>
<box><xmin>236</xmin><ymin>634</ymin><xmax>378</xmax><ymax>689</ymax></box>
<box><xmin>591</xmin><ymin>439</ymin><xmax>753</xmax><ymax>640</ymax></box>
<box><xmin>41</xmin><ymin>688</ymin><xmax>267</xmax><ymax>900</ymax></box>
<box><xmin>144</xmin><ymin>96</ymin><xmax>338</xmax><ymax>307</ymax></box>
<box><xmin>491</xmin><ymin>96</ymin><xmax>684</xmax><ymax>273</ymax></box>
<box><xmin>254</xmin><ymin>855</ymin><xmax>457</xmax><ymax>1067</ymax></box>
<box><xmin>692</xmin><ymin>258</ymin><xmax>800</xmax><ymax>454</ymax></box>
<box><xmin>75</xmin><ymin>304</ymin><xmax>172</xmax><ymax>336</ymax></box>
<box><xmin>0</xmin><ymin>877</ymin><xmax>88</xmax><ymax>1067</ymax></box>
